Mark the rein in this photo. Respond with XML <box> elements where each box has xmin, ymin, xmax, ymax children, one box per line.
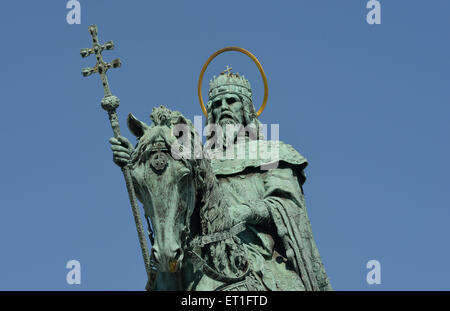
<box><xmin>146</xmin><ymin>220</ymin><xmax>250</xmax><ymax>290</ymax></box>
<box><xmin>186</xmin><ymin>222</ymin><xmax>251</xmax><ymax>284</ymax></box>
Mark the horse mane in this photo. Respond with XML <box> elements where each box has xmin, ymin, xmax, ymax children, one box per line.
<box><xmin>196</xmin><ymin>158</ymin><xmax>248</xmax><ymax>277</ymax></box>
<box><xmin>135</xmin><ymin>106</ymin><xmax>248</xmax><ymax>278</ymax></box>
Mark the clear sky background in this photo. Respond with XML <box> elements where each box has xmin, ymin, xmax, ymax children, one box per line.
<box><xmin>0</xmin><ymin>0</ymin><xmax>449</xmax><ymax>290</ymax></box>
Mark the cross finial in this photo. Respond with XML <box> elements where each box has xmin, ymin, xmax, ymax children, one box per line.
<box><xmin>222</xmin><ymin>65</ymin><xmax>232</xmax><ymax>75</ymax></box>
<box><xmin>80</xmin><ymin>25</ymin><xmax>121</xmax><ymax>98</ymax></box>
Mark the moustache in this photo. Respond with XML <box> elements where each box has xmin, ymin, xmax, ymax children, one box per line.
<box><xmin>219</xmin><ymin>111</ymin><xmax>236</xmax><ymax>121</ymax></box>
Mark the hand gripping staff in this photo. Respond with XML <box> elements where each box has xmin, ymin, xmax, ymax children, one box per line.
<box><xmin>80</xmin><ymin>25</ymin><xmax>156</xmax><ymax>290</ymax></box>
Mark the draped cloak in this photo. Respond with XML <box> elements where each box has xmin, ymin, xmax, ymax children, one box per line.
<box><xmin>207</xmin><ymin>139</ymin><xmax>332</xmax><ymax>291</ymax></box>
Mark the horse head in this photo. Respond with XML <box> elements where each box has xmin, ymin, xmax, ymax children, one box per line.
<box><xmin>127</xmin><ymin>106</ymin><xmax>205</xmax><ymax>273</ymax></box>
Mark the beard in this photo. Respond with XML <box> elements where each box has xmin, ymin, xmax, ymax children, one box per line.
<box><xmin>209</xmin><ymin>110</ymin><xmax>243</xmax><ymax>149</ymax></box>
<box><xmin>218</xmin><ymin>116</ymin><xmax>237</xmax><ymax>127</ymax></box>
<box><xmin>218</xmin><ymin>118</ymin><xmax>240</xmax><ymax>148</ymax></box>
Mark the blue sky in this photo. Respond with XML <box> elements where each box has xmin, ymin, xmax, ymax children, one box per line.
<box><xmin>0</xmin><ymin>0</ymin><xmax>449</xmax><ymax>290</ymax></box>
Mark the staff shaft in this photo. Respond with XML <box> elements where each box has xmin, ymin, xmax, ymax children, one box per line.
<box><xmin>107</xmin><ymin>108</ymin><xmax>152</xmax><ymax>279</ymax></box>
<box><xmin>81</xmin><ymin>25</ymin><xmax>152</xmax><ymax>287</ymax></box>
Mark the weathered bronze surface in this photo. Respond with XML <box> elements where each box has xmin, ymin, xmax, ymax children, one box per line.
<box><xmin>83</xmin><ymin>26</ymin><xmax>331</xmax><ymax>290</ymax></box>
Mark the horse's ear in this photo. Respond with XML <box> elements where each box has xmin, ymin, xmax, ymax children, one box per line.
<box><xmin>127</xmin><ymin>113</ymin><xmax>149</xmax><ymax>138</ymax></box>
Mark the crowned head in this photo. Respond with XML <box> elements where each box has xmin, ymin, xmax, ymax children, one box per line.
<box><xmin>206</xmin><ymin>66</ymin><xmax>262</xmax><ymax>141</ymax></box>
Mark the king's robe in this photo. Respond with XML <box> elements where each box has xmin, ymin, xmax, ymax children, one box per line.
<box><xmin>205</xmin><ymin>138</ymin><xmax>332</xmax><ymax>291</ymax></box>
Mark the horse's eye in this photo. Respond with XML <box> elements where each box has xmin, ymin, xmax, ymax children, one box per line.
<box><xmin>173</xmin><ymin>129</ymin><xmax>183</xmax><ymax>139</ymax></box>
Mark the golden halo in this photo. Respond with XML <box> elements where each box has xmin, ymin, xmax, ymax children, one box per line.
<box><xmin>197</xmin><ymin>46</ymin><xmax>268</xmax><ymax>118</ymax></box>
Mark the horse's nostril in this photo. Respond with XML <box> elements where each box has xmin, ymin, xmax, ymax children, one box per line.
<box><xmin>174</xmin><ymin>248</ymin><xmax>183</xmax><ymax>261</ymax></box>
<box><xmin>168</xmin><ymin>248</ymin><xmax>183</xmax><ymax>272</ymax></box>
<box><xmin>152</xmin><ymin>248</ymin><xmax>160</xmax><ymax>264</ymax></box>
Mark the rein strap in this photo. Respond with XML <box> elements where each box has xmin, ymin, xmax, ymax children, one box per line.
<box><xmin>189</xmin><ymin>222</ymin><xmax>246</xmax><ymax>248</ymax></box>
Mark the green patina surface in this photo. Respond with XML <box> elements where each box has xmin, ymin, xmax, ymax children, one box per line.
<box><xmin>109</xmin><ymin>68</ymin><xmax>332</xmax><ymax>291</ymax></box>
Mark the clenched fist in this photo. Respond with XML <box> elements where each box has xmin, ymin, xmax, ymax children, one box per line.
<box><xmin>109</xmin><ymin>136</ymin><xmax>134</xmax><ymax>167</ymax></box>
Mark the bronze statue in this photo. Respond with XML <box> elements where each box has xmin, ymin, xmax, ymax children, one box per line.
<box><xmin>81</xmin><ymin>25</ymin><xmax>331</xmax><ymax>291</ymax></box>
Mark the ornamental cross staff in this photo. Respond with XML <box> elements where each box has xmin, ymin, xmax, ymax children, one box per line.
<box><xmin>80</xmin><ymin>25</ymin><xmax>155</xmax><ymax>289</ymax></box>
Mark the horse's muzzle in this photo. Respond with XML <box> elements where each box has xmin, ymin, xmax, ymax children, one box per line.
<box><xmin>168</xmin><ymin>260</ymin><xmax>178</xmax><ymax>273</ymax></box>
<box><xmin>153</xmin><ymin>246</ymin><xmax>184</xmax><ymax>272</ymax></box>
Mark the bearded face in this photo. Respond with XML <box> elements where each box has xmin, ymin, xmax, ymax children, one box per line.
<box><xmin>209</xmin><ymin>93</ymin><xmax>245</xmax><ymax>147</ymax></box>
<box><xmin>211</xmin><ymin>93</ymin><xmax>244</xmax><ymax>127</ymax></box>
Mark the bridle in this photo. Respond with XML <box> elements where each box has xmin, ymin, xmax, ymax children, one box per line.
<box><xmin>144</xmin><ymin>141</ymin><xmax>251</xmax><ymax>290</ymax></box>
<box><xmin>146</xmin><ymin>203</ymin><xmax>250</xmax><ymax>290</ymax></box>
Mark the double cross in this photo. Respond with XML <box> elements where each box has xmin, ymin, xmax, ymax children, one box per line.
<box><xmin>80</xmin><ymin>24</ymin><xmax>122</xmax><ymax>133</ymax></box>
<box><xmin>80</xmin><ymin>25</ymin><xmax>153</xmax><ymax>288</ymax></box>
<box><xmin>80</xmin><ymin>25</ymin><xmax>121</xmax><ymax>98</ymax></box>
